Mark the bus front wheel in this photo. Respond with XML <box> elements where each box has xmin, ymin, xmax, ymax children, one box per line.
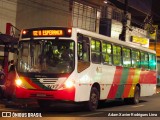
<box><xmin>85</xmin><ymin>87</ymin><xmax>99</xmax><ymax>111</ymax></box>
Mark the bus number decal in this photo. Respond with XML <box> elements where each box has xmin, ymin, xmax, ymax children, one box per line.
<box><xmin>46</xmin><ymin>84</ymin><xmax>55</xmax><ymax>89</ymax></box>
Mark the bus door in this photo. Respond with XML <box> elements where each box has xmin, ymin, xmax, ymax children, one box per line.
<box><xmin>77</xmin><ymin>34</ymin><xmax>90</xmax><ymax>73</ymax></box>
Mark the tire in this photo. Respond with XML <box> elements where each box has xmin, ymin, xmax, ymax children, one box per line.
<box><xmin>85</xmin><ymin>87</ymin><xmax>99</xmax><ymax>111</ymax></box>
<box><xmin>132</xmin><ymin>86</ymin><xmax>140</xmax><ymax>104</ymax></box>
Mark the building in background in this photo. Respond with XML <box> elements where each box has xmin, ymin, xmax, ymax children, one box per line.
<box><xmin>0</xmin><ymin>0</ymin><xmax>18</xmax><ymax>72</ymax></box>
<box><xmin>15</xmin><ymin>0</ymin><xmax>102</xmax><ymax>32</ymax></box>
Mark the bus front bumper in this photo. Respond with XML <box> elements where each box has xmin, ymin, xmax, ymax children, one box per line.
<box><xmin>15</xmin><ymin>87</ymin><xmax>75</xmax><ymax>101</ymax></box>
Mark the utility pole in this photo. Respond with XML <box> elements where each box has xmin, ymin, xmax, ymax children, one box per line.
<box><xmin>119</xmin><ymin>0</ymin><xmax>128</xmax><ymax>41</ymax></box>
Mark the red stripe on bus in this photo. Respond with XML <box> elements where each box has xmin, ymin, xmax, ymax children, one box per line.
<box><xmin>122</xmin><ymin>68</ymin><xmax>135</xmax><ymax>98</ymax></box>
<box><xmin>107</xmin><ymin>66</ymin><xmax>123</xmax><ymax>99</ymax></box>
<box><xmin>139</xmin><ymin>70</ymin><xmax>157</xmax><ymax>84</ymax></box>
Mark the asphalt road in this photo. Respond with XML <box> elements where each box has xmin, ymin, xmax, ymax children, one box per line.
<box><xmin>0</xmin><ymin>93</ymin><xmax>160</xmax><ymax>119</ymax></box>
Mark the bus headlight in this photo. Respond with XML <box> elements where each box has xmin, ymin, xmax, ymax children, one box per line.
<box><xmin>15</xmin><ymin>79</ymin><xmax>22</xmax><ymax>86</ymax></box>
<box><xmin>64</xmin><ymin>80</ymin><xmax>74</xmax><ymax>88</ymax></box>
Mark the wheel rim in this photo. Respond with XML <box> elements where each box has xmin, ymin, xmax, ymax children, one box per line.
<box><xmin>134</xmin><ymin>88</ymin><xmax>140</xmax><ymax>103</ymax></box>
<box><xmin>90</xmin><ymin>92</ymin><xmax>98</xmax><ymax>109</ymax></box>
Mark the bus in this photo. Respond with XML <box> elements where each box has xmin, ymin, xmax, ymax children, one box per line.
<box><xmin>14</xmin><ymin>27</ymin><xmax>157</xmax><ymax>111</ymax></box>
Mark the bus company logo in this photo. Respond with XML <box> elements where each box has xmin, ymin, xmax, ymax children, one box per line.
<box><xmin>2</xmin><ymin>112</ymin><xmax>12</xmax><ymax>117</ymax></box>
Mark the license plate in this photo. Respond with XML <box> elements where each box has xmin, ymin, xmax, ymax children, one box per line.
<box><xmin>36</xmin><ymin>93</ymin><xmax>46</xmax><ymax>97</ymax></box>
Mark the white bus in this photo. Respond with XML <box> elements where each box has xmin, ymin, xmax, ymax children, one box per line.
<box><xmin>14</xmin><ymin>27</ymin><xmax>157</xmax><ymax>111</ymax></box>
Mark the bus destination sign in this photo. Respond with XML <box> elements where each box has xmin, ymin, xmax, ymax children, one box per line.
<box><xmin>33</xmin><ymin>30</ymin><xmax>63</xmax><ymax>36</ymax></box>
<box><xmin>21</xmin><ymin>27</ymin><xmax>72</xmax><ymax>38</ymax></box>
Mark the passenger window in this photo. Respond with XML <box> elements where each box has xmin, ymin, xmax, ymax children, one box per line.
<box><xmin>122</xmin><ymin>48</ymin><xmax>131</xmax><ymax>67</ymax></box>
<box><xmin>131</xmin><ymin>50</ymin><xmax>140</xmax><ymax>68</ymax></box>
<box><xmin>113</xmin><ymin>45</ymin><xmax>121</xmax><ymax>66</ymax></box>
<box><xmin>102</xmin><ymin>42</ymin><xmax>112</xmax><ymax>64</ymax></box>
<box><xmin>91</xmin><ymin>39</ymin><xmax>101</xmax><ymax>63</ymax></box>
<box><xmin>149</xmin><ymin>54</ymin><xmax>156</xmax><ymax>70</ymax></box>
<box><xmin>141</xmin><ymin>52</ymin><xmax>149</xmax><ymax>69</ymax></box>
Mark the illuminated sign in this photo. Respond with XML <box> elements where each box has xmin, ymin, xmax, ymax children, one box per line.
<box><xmin>131</xmin><ymin>36</ymin><xmax>149</xmax><ymax>48</ymax></box>
<box><xmin>21</xmin><ymin>27</ymin><xmax>72</xmax><ymax>38</ymax></box>
<box><xmin>33</xmin><ymin>30</ymin><xmax>64</xmax><ymax>36</ymax></box>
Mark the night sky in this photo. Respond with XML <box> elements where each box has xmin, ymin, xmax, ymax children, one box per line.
<box><xmin>152</xmin><ymin>0</ymin><xmax>160</xmax><ymax>25</ymax></box>
<box><xmin>109</xmin><ymin>0</ymin><xmax>160</xmax><ymax>26</ymax></box>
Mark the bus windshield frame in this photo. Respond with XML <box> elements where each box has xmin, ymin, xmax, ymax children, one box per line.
<box><xmin>17</xmin><ymin>39</ymin><xmax>75</xmax><ymax>74</ymax></box>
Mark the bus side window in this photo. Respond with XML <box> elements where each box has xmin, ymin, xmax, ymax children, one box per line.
<box><xmin>77</xmin><ymin>43</ymin><xmax>82</xmax><ymax>60</ymax></box>
<box><xmin>77</xmin><ymin>44</ymin><xmax>89</xmax><ymax>62</ymax></box>
<box><xmin>91</xmin><ymin>39</ymin><xmax>101</xmax><ymax>64</ymax></box>
<box><xmin>149</xmin><ymin>53</ymin><xmax>156</xmax><ymax>70</ymax></box>
<box><xmin>131</xmin><ymin>50</ymin><xmax>140</xmax><ymax>68</ymax></box>
<box><xmin>113</xmin><ymin>45</ymin><xmax>122</xmax><ymax>66</ymax></box>
<box><xmin>102</xmin><ymin>42</ymin><xmax>112</xmax><ymax>64</ymax></box>
<box><xmin>141</xmin><ymin>52</ymin><xmax>149</xmax><ymax>69</ymax></box>
<box><xmin>122</xmin><ymin>47</ymin><xmax>131</xmax><ymax>67</ymax></box>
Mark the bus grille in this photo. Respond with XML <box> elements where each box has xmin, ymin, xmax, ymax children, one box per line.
<box><xmin>31</xmin><ymin>78</ymin><xmax>58</xmax><ymax>90</ymax></box>
<box><xmin>32</xmin><ymin>78</ymin><xmax>58</xmax><ymax>84</ymax></box>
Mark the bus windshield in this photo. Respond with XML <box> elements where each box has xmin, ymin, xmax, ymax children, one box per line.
<box><xmin>17</xmin><ymin>39</ymin><xmax>75</xmax><ymax>74</ymax></box>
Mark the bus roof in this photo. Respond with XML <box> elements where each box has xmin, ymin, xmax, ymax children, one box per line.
<box><xmin>73</xmin><ymin>27</ymin><xmax>156</xmax><ymax>54</ymax></box>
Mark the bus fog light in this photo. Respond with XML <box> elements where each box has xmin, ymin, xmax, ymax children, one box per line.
<box><xmin>15</xmin><ymin>79</ymin><xmax>22</xmax><ymax>86</ymax></box>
